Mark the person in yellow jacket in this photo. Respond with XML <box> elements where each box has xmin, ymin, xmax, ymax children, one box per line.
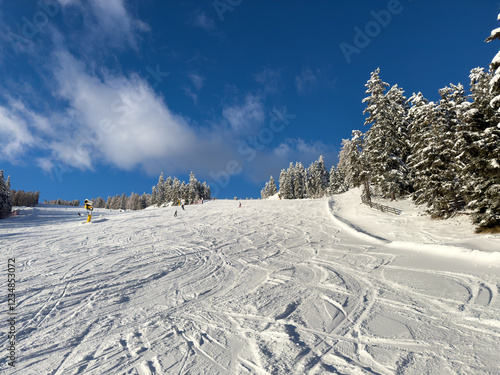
<box><xmin>84</xmin><ymin>199</ymin><xmax>93</xmax><ymax>222</ymax></box>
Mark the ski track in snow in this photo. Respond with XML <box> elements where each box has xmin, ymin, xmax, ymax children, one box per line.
<box><xmin>0</xmin><ymin>196</ymin><xmax>499</xmax><ymax>374</ymax></box>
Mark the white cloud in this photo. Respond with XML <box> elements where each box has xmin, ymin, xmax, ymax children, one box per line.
<box><xmin>0</xmin><ymin>104</ymin><xmax>37</xmax><ymax>162</ymax></box>
<box><xmin>295</xmin><ymin>67</ymin><xmax>318</xmax><ymax>94</ymax></box>
<box><xmin>183</xmin><ymin>87</ymin><xmax>198</xmax><ymax>105</ymax></box>
<box><xmin>255</xmin><ymin>68</ymin><xmax>282</xmax><ymax>94</ymax></box>
<box><xmin>57</xmin><ymin>0</ymin><xmax>149</xmax><ymax>50</ymax></box>
<box><xmin>188</xmin><ymin>73</ymin><xmax>205</xmax><ymax>91</ymax></box>
<box><xmin>0</xmin><ymin>96</ymin><xmax>55</xmax><ymax>163</ymax></box>
<box><xmin>222</xmin><ymin>95</ymin><xmax>265</xmax><ymax>135</ymax></box>
<box><xmin>191</xmin><ymin>11</ymin><xmax>216</xmax><ymax>32</ymax></box>
<box><xmin>50</xmin><ymin>51</ymin><xmax>200</xmax><ymax>171</ymax></box>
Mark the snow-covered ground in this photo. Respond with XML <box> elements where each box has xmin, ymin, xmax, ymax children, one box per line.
<box><xmin>1</xmin><ymin>190</ymin><xmax>499</xmax><ymax>374</ymax></box>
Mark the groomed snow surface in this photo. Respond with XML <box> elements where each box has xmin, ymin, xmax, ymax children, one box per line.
<box><xmin>1</xmin><ymin>189</ymin><xmax>499</xmax><ymax>375</ymax></box>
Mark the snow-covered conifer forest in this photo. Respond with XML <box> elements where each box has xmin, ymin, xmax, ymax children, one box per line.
<box><xmin>264</xmin><ymin>19</ymin><xmax>500</xmax><ymax>232</ymax></box>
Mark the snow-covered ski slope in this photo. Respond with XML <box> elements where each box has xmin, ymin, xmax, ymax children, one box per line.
<box><xmin>1</xmin><ymin>190</ymin><xmax>499</xmax><ymax>375</ymax></box>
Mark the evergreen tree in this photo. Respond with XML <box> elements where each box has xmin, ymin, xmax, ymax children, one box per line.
<box><xmin>94</xmin><ymin>197</ymin><xmax>106</xmax><ymax>208</ymax></box>
<box><xmin>308</xmin><ymin>155</ymin><xmax>329</xmax><ymax>197</ymax></box>
<box><xmin>280</xmin><ymin>163</ymin><xmax>295</xmax><ymax>199</ymax></box>
<box><xmin>201</xmin><ymin>182</ymin><xmax>211</xmax><ymax>200</ymax></box>
<box><xmin>268</xmin><ymin>175</ymin><xmax>278</xmax><ymax>197</ymax></box>
<box><xmin>120</xmin><ymin>193</ymin><xmax>127</xmax><ymax>210</ymax></box>
<box><xmin>363</xmin><ymin>70</ymin><xmax>409</xmax><ymax>199</ymax></box>
<box><xmin>151</xmin><ymin>186</ymin><xmax>158</xmax><ymax>206</ymax></box>
<box><xmin>279</xmin><ymin>168</ymin><xmax>292</xmax><ymax>199</ymax></box>
<box><xmin>260</xmin><ymin>182</ymin><xmax>270</xmax><ymax>199</ymax></box>
<box><xmin>188</xmin><ymin>171</ymin><xmax>201</xmax><ymax>203</ymax></box>
<box><xmin>485</xmin><ymin>13</ymin><xmax>500</xmax><ymax>109</ymax></box>
<box><xmin>412</xmin><ymin>84</ymin><xmax>467</xmax><ymax>217</ymax></box>
<box><xmin>261</xmin><ymin>176</ymin><xmax>278</xmax><ymax>199</ymax></box>
<box><xmin>165</xmin><ymin>177</ymin><xmax>173</xmax><ymax>203</ymax></box>
<box><xmin>457</xmin><ymin>70</ymin><xmax>500</xmax><ymax>229</ymax></box>
<box><xmin>406</xmin><ymin>92</ymin><xmax>435</xmax><ymax>205</ymax></box>
<box><xmin>140</xmin><ymin>193</ymin><xmax>150</xmax><ymax>209</ymax></box>
<box><xmin>329</xmin><ymin>165</ymin><xmax>347</xmax><ymax>194</ymax></box>
<box><xmin>293</xmin><ymin>162</ymin><xmax>307</xmax><ymax>199</ymax></box>
<box><xmin>171</xmin><ymin>178</ymin><xmax>181</xmax><ymax>204</ymax></box>
<box><xmin>180</xmin><ymin>181</ymin><xmax>189</xmax><ymax>203</ymax></box>
<box><xmin>0</xmin><ymin>170</ymin><xmax>12</xmax><ymax>218</ymax></box>
<box><xmin>337</xmin><ymin>130</ymin><xmax>364</xmax><ymax>188</ymax></box>
<box><xmin>156</xmin><ymin>173</ymin><xmax>166</xmax><ymax>206</ymax></box>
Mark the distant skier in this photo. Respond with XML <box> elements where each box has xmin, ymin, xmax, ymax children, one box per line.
<box><xmin>181</xmin><ymin>204</ymin><xmax>185</xmax><ymax>211</ymax></box>
<box><xmin>174</xmin><ymin>210</ymin><xmax>177</xmax><ymax>217</ymax></box>
<box><xmin>238</xmin><ymin>202</ymin><xmax>241</xmax><ymax>208</ymax></box>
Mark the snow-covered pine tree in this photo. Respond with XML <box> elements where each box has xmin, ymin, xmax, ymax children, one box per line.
<box><xmin>201</xmin><ymin>181</ymin><xmax>211</xmax><ymax>200</ymax></box>
<box><xmin>284</xmin><ymin>163</ymin><xmax>296</xmax><ymax>199</ymax></box>
<box><xmin>165</xmin><ymin>177</ymin><xmax>173</xmax><ymax>203</ymax></box>
<box><xmin>279</xmin><ymin>168</ymin><xmax>293</xmax><ymax>199</ymax></box>
<box><xmin>156</xmin><ymin>173</ymin><xmax>166</xmax><ymax>206</ymax></box>
<box><xmin>151</xmin><ymin>186</ymin><xmax>158</xmax><ymax>207</ymax></box>
<box><xmin>362</xmin><ymin>69</ymin><xmax>409</xmax><ymax>199</ymax></box>
<box><xmin>94</xmin><ymin>197</ymin><xmax>106</xmax><ymax>208</ymax></box>
<box><xmin>260</xmin><ymin>182</ymin><xmax>270</xmax><ymax>199</ymax></box>
<box><xmin>0</xmin><ymin>170</ymin><xmax>12</xmax><ymax>219</ymax></box>
<box><xmin>188</xmin><ymin>171</ymin><xmax>201</xmax><ymax>204</ymax></box>
<box><xmin>329</xmin><ymin>165</ymin><xmax>347</xmax><ymax>194</ymax></box>
<box><xmin>337</xmin><ymin>130</ymin><xmax>364</xmax><ymax>188</ymax></box>
<box><xmin>306</xmin><ymin>161</ymin><xmax>317</xmax><ymax>198</ymax></box>
<box><xmin>316</xmin><ymin>155</ymin><xmax>330</xmax><ymax>197</ymax></box>
<box><xmin>261</xmin><ymin>175</ymin><xmax>279</xmax><ymax>199</ymax></box>
<box><xmin>306</xmin><ymin>156</ymin><xmax>328</xmax><ymax>198</ymax></box>
<box><xmin>120</xmin><ymin>193</ymin><xmax>127</xmax><ymax>210</ymax></box>
<box><xmin>457</xmin><ymin>69</ymin><xmax>500</xmax><ymax>228</ymax></box>
<box><xmin>171</xmin><ymin>178</ymin><xmax>181</xmax><ymax>204</ymax></box>
<box><xmin>485</xmin><ymin>13</ymin><xmax>500</xmax><ymax>110</ymax></box>
<box><xmin>180</xmin><ymin>181</ymin><xmax>189</xmax><ymax>204</ymax></box>
<box><xmin>406</xmin><ymin>92</ymin><xmax>435</xmax><ymax>205</ymax></box>
<box><xmin>268</xmin><ymin>175</ymin><xmax>278</xmax><ymax>197</ymax></box>
<box><xmin>415</xmin><ymin>84</ymin><xmax>467</xmax><ymax>217</ymax></box>
<box><xmin>140</xmin><ymin>193</ymin><xmax>150</xmax><ymax>209</ymax></box>
<box><xmin>293</xmin><ymin>163</ymin><xmax>307</xmax><ymax>199</ymax></box>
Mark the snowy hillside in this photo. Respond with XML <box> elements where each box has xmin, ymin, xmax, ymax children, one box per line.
<box><xmin>1</xmin><ymin>191</ymin><xmax>499</xmax><ymax>375</ymax></box>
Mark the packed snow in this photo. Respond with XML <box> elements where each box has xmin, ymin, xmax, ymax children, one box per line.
<box><xmin>1</xmin><ymin>190</ymin><xmax>499</xmax><ymax>374</ymax></box>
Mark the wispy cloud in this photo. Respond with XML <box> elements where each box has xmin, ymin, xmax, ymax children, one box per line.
<box><xmin>222</xmin><ymin>95</ymin><xmax>265</xmax><ymax>136</ymax></box>
<box><xmin>255</xmin><ymin>68</ymin><xmax>282</xmax><ymax>95</ymax></box>
<box><xmin>191</xmin><ymin>11</ymin><xmax>216</xmax><ymax>33</ymax></box>
<box><xmin>295</xmin><ymin>67</ymin><xmax>319</xmax><ymax>95</ymax></box>
<box><xmin>57</xmin><ymin>0</ymin><xmax>149</xmax><ymax>50</ymax></box>
<box><xmin>0</xmin><ymin>100</ymin><xmax>39</xmax><ymax>162</ymax></box>
<box><xmin>183</xmin><ymin>87</ymin><xmax>198</xmax><ymax>105</ymax></box>
<box><xmin>188</xmin><ymin>73</ymin><xmax>205</xmax><ymax>91</ymax></box>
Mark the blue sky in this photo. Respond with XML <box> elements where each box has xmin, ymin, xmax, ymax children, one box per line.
<box><xmin>1</xmin><ymin>0</ymin><xmax>499</xmax><ymax>201</ymax></box>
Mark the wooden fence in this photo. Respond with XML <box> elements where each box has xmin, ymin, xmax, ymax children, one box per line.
<box><xmin>361</xmin><ymin>194</ymin><xmax>402</xmax><ymax>215</ymax></box>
